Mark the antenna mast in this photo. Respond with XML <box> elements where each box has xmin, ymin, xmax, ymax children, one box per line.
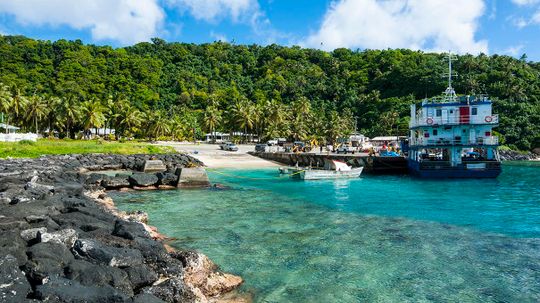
<box><xmin>443</xmin><ymin>51</ymin><xmax>458</xmax><ymax>101</ymax></box>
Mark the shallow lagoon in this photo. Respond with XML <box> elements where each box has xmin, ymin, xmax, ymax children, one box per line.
<box><xmin>112</xmin><ymin>162</ymin><xmax>540</xmax><ymax>302</ymax></box>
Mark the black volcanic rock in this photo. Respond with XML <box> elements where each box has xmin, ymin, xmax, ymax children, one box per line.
<box><xmin>156</xmin><ymin>172</ymin><xmax>179</xmax><ymax>186</ymax></box>
<box><xmin>0</xmin><ymin>153</ymin><xmax>239</xmax><ymax>302</ymax></box>
<box><xmin>113</xmin><ymin>220</ymin><xmax>150</xmax><ymax>240</ymax></box>
<box><xmin>72</xmin><ymin>239</ymin><xmax>144</xmax><ymax>267</ymax></box>
<box><xmin>102</xmin><ymin>176</ymin><xmax>131</xmax><ymax>189</ymax></box>
<box><xmin>128</xmin><ymin>173</ymin><xmax>159</xmax><ymax>187</ymax></box>
<box><xmin>0</xmin><ymin>255</ymin><xmax>32</xmax><ymax>302</ymax></box>
<box><xmin>35</xmin><ymin>277</ymin><xmax>129</xmax><ymax>302</ymax></box>
<box><xmin>65</xmin><ymin>259</ymin><xmax>134</xmax><ymax>297</ymax></box>
<box><xmin>124</xmin><ymin>264</ymin><xmax>158</xmax><ymax>290</ymax></box>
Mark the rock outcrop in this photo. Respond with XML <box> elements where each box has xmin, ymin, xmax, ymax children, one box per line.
<box><xmin>0</xmin><ymin>153</ymin><xmax>243</xmax><ymax>302</ymax></box>
<box><xmin>499</xmin><ymin>149</ymin><xmax>540</xmax><ymax>161</ymax></box>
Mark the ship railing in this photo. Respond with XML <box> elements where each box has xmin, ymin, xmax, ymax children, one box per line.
<box><xmin>410</xmin><ymin>114</ymin><xmax>499</xmax><ymax>127</ymax></box>
<box><xmin>410</xmin><ymin>136</ymin><xmax>498</xmax><ymax>146</ymax></box>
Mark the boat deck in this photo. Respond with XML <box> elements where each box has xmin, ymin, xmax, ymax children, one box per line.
<box><xmin>250</xmin><ymin>151</ymin><xmax>408</xmax><ymax>174</ymax></box>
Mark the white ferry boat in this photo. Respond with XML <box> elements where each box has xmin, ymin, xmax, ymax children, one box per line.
<box><xmin>407</xmin><ymin>54</ymin><xmax>502</xmax><ymax>178</ymax></box>
<box><xmin>281</xmin><ymin>159</ymin><xmax>363</xmax><ymax>180</ymax></box>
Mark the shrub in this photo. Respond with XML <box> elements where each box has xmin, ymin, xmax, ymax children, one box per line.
<box><xmin>18</xmin><ymin>140</ymin><xmax>35</xmax><ymax>145</ymax></box>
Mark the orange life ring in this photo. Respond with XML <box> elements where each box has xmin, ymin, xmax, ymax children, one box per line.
<box><xmin>485</xmin><ymin>116</ymin><xmax>493</xmax><ymax>123</ymax></box>
<box><xmin>426</xmin><ymin>117</ymin><xmax>434</xmax><ymax>125</ymax></box>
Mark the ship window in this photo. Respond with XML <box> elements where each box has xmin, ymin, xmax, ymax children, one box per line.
<box><xmin>450</xmin><ymin>110</ymin><xmax>454</xmax><ymax>114</ymax></box>
<box><xmin>433</xmin><ymin>129</ymin><xmax>438</xmax><ymax>136</ymax></box>
<box><xmin>472</xmin><ymin>107</ymin><xmax>478</xmax><ymax>115</ymax></box>
<box><xmin>436</xmin><ymin>109</ymin><xmax>442</xmax><ymax>117</ymax></box>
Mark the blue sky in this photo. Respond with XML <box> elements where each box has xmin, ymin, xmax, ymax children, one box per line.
<box><xmin>0</xmin><ymin>0</ymin><xmax>539</xmax><ymax>60</ymax></box>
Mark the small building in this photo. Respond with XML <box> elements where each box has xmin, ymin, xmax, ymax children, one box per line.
<box><xmin>0</xmin><ymin>123</ymin><xmax>38</xmax><ymax>142</ymax></box>
<box><xmin>0</xmin><ymin>123</ymin><xmax>20</xmax><ymax>134</ymax></box>
<box><xmin>205</xmin><ymin>132</ymin><xmax>258</xmax><ymax>143</ymax></box>
<box><xmin>205</xmin><ymin>132</ymin><xmax>230</xmax><ymax>143</ymax></box>
<box><xmin>371</xmin><ymin>136</ymin><xmax>405</xmax><ymax>148</ymax></box>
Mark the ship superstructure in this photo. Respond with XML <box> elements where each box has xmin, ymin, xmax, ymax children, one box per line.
<box><xmin>407</xmin><ymin>54</ymin><xmax>501</xmax><ymax>178</ymax></box>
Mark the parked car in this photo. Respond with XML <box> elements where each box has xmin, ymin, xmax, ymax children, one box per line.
<box><xmin>336</xmin><ymin>144</ymin><xmax>356</xmax><ymax>154</ymax></box>
<box><xmin>277</xmin><ymin>138</ymin><xmax>287</xmax><ymax>146</ymax></box>
<box><xmin>223</xmin><ymin>143</ymin><xmax>239</xmax><ymax>151</ymax></box>
<box><xmin>255</xmin><ymin>144</ymin><xmax>267</xmax><ymax>152</ymax></box>
<box><xmin>219</xmin><ymin>141</ymin><xmax>233</xmax><ymax>150</ymax></box>
<box><xmin>267</xmin><ymin>139</ymin><xmax>278</xmax><ymax>146</ymax></box>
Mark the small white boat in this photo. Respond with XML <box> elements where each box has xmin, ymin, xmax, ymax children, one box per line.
<box><xmin>283</xmin><ymin>159</ymin><xmax>363</xmax><ymax>180</ymax></box>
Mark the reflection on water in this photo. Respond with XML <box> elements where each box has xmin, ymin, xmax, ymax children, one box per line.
<box><xmin>112</xmin><ymin>163</ymin><xmax>540</xmax><ymax>302</ymax></box>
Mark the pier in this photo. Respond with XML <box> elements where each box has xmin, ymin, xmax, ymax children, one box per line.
<box><xmin>249</xmin><ymin>152</ymin><xmax>408</xmax><ymax>174</ymax></box>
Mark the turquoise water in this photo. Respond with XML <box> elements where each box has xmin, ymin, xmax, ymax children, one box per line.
<box><xmin>112</xmin><ymin>162</ymin><xmax>540</xmax><ymax>302</ymax></box>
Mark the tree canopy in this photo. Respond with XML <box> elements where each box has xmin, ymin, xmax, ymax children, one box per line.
<box><xmin>0</xmin><ymin>35</ymin><xmax>538</xmax><ymax>150</ymax></box>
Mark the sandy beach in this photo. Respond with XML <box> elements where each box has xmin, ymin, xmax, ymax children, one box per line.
<box><xmin>154</xmin><ymin>141</ymin><xmax>281</xmax><ymax>168</ymax></box>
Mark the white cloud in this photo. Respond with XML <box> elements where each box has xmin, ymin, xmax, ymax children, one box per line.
<box><xmin>511</xmin><ymin>0</ymin><xmax>540</xmax><ymax>6</ymax></box>
<box><xmin>502</xmin><ymin>44</ymin><xmax>524</xmax><ymax>56</ymax></box>
<box><xmin>512</xmin><ymin>17</ymin><xmax>530</xmax><ymax>28</ymax></box>
<box><xmin>532</xmin><ymin>9</ymin><xmax>540</xmax><ymax>23</ymax></box>
<box><xmin>168</xmin><ymin>0</ymin><xmax>257</xmax><ymax>23</ymax></box>
<box><xmin>302</xmin><ymin>0</ymin><xmax>488</xmax><ymax>54</ymax></box>
<box><xmin>168</xmin><ymin>0</ymin><xmax>285</xmax><ymax>44</ymax></box>
<box><xmin>210</xmin><ymin>31</ymin><xmax>228</xmax><ymax>42</ymax></box>
<box><xmin>0</xmin><ymin>0</ymin><xmax>164</xmax><ymax>44</ymax></box>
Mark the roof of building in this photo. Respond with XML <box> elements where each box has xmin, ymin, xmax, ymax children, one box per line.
<box><xmin>0</xmin><ymin>123</ymin><xmax>20</xmax><ymax>130</ymax></box>
<box><xmin>371</xmin><ymin>136</ymin><xmax>406</xmax><ymax>141</ymax></box>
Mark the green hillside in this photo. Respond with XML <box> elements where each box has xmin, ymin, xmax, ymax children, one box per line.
<box><xmin>0</xmin><ymin>35</ymin><xmax>538</xmax><ymax>150</ymax></box>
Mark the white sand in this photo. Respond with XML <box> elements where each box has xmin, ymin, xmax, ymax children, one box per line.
<box><xmin>154</xmin><ymin>141</ymin><xmax>281</xmax><ymax>169</ymax></box>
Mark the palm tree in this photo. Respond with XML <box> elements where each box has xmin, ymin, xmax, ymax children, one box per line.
<box><xmin>170</xmin><ymin>115</ymin><xmax>186</xmax><ymax>141</ymax></box>
<box><xmin>0</xmin><ymin>83</ymin><xmax>12</xmax><ymax>133</ymax></box>
<box><xmin>118</xmin><ymin>104</ymin><xmax>144</xmax><ymax>138</ymax></box>
<box><xmin>9</xmin><ymin>86</ymin><xmax>28</xmax><ymax>127</ymax></box>
<box><xmin>147</xmin><ymin>111</ymin><xmax>170</xmax><ymax>140</ymax></box>
<box><xmin>203</xmin><ymin>106</ymin><xmax>222</xmax><ymax>143</ymax></box>
<box><xmin>264</xmin><ymin>99</ymin><xmax>287</xmax><ymax>140</ymax></box>
<box><xmin>229</xmin><ymin>98</ymin><xmax>254</xmax><ymax>142</ymax></box>
<box><xmin>45</xmin><ymin>96</ymin><xmax>63</xmax><ymax>137</ymax></box>
<box><xmin>81</xmin><ymin>99</ymin><xmax>106</xmax><ymax>138</ymax></box>
<box><xmin>25</xmin><ymin>95</ymin><xmax>49</xmax><ymax>133</ymax></box>
<box><xmin>59</xmin><ymin>96</ymin><xmax>82</xmax><ymax>138</ymax></box>
<box><xmin>289</xmin><ymin>97</ymin><xmax>312</xmax><ymax>141</ymax></box>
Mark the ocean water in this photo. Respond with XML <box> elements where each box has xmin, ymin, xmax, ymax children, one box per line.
<box><xmin>111</xmin><ymin>162</ymin><xmax>540</xmax><ymax>302</ymax></box>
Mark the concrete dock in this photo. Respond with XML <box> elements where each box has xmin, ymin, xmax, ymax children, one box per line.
<box><xmin>249</xmin><ymin>152</ymin><xmax>408</xmax><ymax>174</ymax></box>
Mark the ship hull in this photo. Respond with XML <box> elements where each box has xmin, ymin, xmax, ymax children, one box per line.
<box><xmin>408</xmin><ymin>160</ymin><xmax>501</xmax><ymax>178</ymax></box>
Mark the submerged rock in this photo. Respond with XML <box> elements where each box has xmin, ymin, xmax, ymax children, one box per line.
<box><xmin>174</xmin><ymin>250</ymin><xmax>244</xmax><ymax>298</ymax></box>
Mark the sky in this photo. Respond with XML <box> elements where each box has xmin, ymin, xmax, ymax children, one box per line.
<box><xmin>0</xmin><ymin>0</ymin><xmax>539</xmax><ymax>60</ymax></box>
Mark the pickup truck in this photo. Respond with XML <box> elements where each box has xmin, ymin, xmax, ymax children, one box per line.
<box><xmin>336</xmin><ymin>144</ymin><xmax>356</xmax><ymax>154</ymax></box>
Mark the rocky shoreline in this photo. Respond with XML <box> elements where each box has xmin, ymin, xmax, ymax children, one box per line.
<box><xmin>499</xmin><ymin>149</ymin><xmax>540</xmax><ymax>161</ymax></box>
<box><xmin>0</xmin><ymin>154</ymin><xmax>244</xmax><ymax>302</ymax></box>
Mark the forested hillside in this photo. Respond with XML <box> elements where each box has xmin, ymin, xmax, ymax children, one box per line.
<box><xmin>0</xmin><ymin>35</ymin><xmax>538</xmax><ymax>150</ymax></box>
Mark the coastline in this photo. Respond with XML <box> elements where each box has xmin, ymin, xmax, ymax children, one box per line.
<box><xmin>154</xmin><ymin>142</ymin><xmax>281</xmax><ymax>169</ymax></box>
<box><xmin>0</xmin><ymin>153</ymin><xmax>246</xmax><ymax>302</ymax></box>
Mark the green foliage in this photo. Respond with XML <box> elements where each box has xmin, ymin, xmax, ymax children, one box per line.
<box><xmin>0</xmin><ymin>35</ymin><xmax>538</xmax><ymax>149</ymax></box>
<box><xmin>18</xmin><ymin>140</ymin><xmax>35</xmax><ymax>146</ymax></box>
<box><xmin>0</xmin><ymin>138</ymin><xmax>172</xmax><ymax>158</ymax></box>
